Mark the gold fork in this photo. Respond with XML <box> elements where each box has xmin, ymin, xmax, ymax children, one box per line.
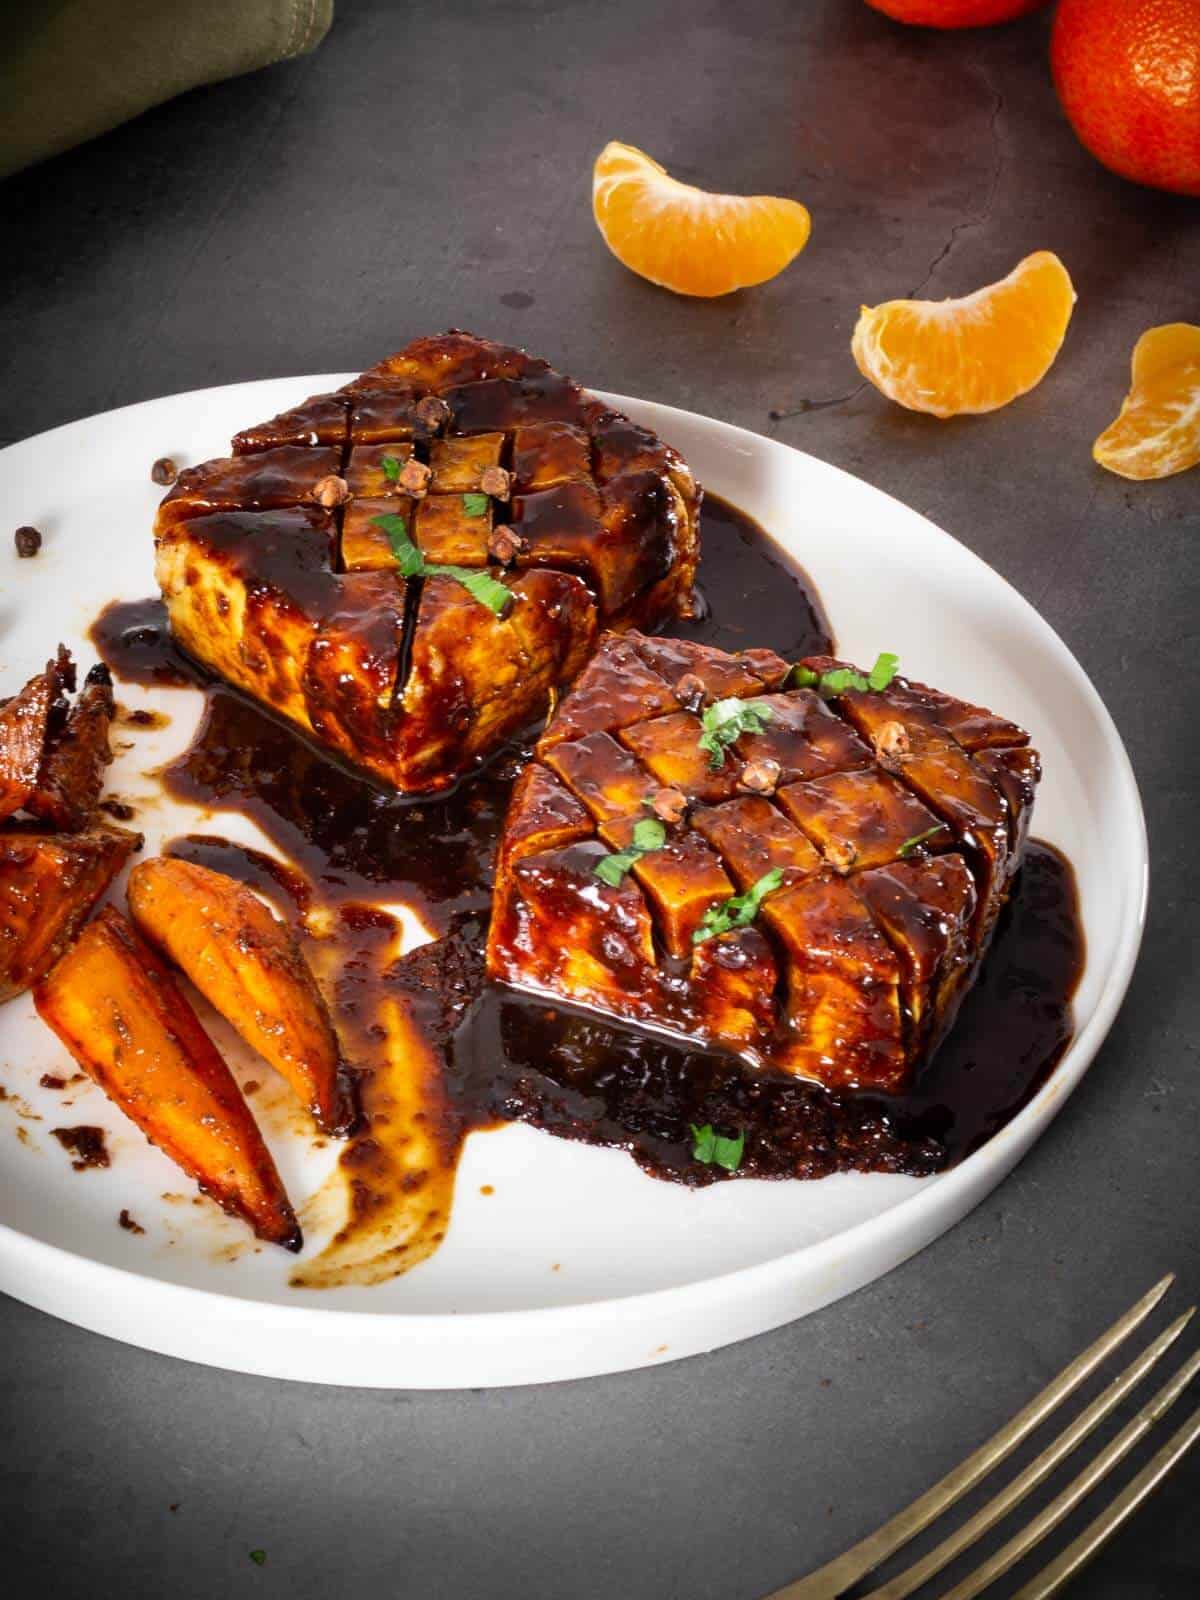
<box><xmin>768</xmin><ymin>1275</ymin><xmax>1200</xmax><ymax>1600</ymax></box>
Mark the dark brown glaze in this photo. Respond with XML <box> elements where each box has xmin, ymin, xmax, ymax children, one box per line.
<box><xmin>157</xmin><ymin>445</ymin><xmax>342</xmax><ymax>527</ymax></box>
<box><xmin>451</xmin><ymin>841</ymin><xmax>1082</xmax><ymax>1182</ymax></box>
<box><xmin>0</xmin><ymin>825</ymin><xmax>141</xmax><ymax>1002</ymax></box>
<box><xmin>165</xmin><ymin>833</ymin><xmax>314</xmax><ymax>914</ymax></box>
<box><xmin>0</xmin><ymin>647</ymin><xmax>74</xmax><ymax>820</ymax></box>
<box><xmin>487</xmin><ymin>633</ymin><xmax>1037</xmax><ymax>1096</ymax></box>
<box><xmin>161</xmin><ymin>691</ymin><xmax>522</xmax><ymax>932</ymax></box>
<box><xmin>51</xmin><ymin>1125</ymin><xmax>110</xmax><ymax>1170</ymax></box>
<box><xmin>0</xmin><ymin>649</ymin><xmax>121</xmax><ymax>834</ymax></box>
<box><xmin>89</xmin><ymin>597</ymin><xmax>194</xmax><ymax>688</ymax></box>
<box><xmin>152</xmin><ymin>332</ymin><xmax>703</xmax><ymax>795</ymax></box>
<box><xmin>86</xmin><ymin>493</ymin><xmax>1082</xmax><ymax>1279</ymax></box>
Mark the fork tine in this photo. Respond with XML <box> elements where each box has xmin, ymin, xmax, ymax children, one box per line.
<box><xmin>861</xmin><ymin>1308</ymin><xmax>1195</xmax><ymax>1600</ymax></box>
<box><xmin>765</xmin><ymin>1275</ymin><xmax>1174</xmax><ymax>1600</ymax></box>
<box><xmin>934</xmin><ymin>1343</ymin><xmax>1200</xmax><ymax>1600</ymax></box>
<box><xmin>1011</xmin><ymin>1401</ymin><xmax>1200</xmax><ymax>1600</ymax></box>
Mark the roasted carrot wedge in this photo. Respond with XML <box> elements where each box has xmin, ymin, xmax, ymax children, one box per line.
<box><xmin>0</xmin><ymin>825</ymin><xmax>139</xmax><ymax>1003</ymax></box>
<box><xmin>127</xmin><ymin>857</ymin><xmax>353</xmax><ymax>1135</ymax></box>
<box><xmin>34</xmin><ymin>907</ymin><xmax>301</xmax><ymax>1251</ymax></box>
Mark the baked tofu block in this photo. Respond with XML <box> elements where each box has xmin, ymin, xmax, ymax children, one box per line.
<box><xmin>154</xmin><ymin>332</ymin><xmax>702</xmax><ymax>794</ymax></box>
<box><xmin>488</xmin><ymin>634</ymin><xmax>1037</xmax><ymax>1093</ymax></box>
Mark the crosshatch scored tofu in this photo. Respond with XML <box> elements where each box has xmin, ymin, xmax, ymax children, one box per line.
<box><xmin>340</xmin><ymin>497</ymin><xmax>416</xmax><ymax>571</ymax></box>
<box><xmin>154</xmin><ymin>332</ymin><xmax>701</xmax><ymax>794</ymax></box>
<box><xmin>488</xmin><ymin>632</ymin><xmax>1039</xmax><ymax>1095</ymax></box>
<box><xmin>428</xmin><ymin>433</ymin><xmax>505</xmax><ymax>492</ymax></box>
<box><xmin>414</xmin><ymin>495</ymin><xmax>492</xmax><ymax>565</ymax></box>
<box><xmin>343</xmin><ymin>442</ymin><xmax>415</xmax><ymax>499</ymax></box>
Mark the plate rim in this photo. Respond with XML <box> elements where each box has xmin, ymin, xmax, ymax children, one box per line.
<box><xmin>0</xmin><ymin>377</ymin><xmax>1149</xmax><ymax>1376</ymax></box>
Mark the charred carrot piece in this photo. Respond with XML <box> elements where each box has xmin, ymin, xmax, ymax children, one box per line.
<box><xmin>127</xmin><ymin>857</ymin><xmax>353</xmax><ymax>1135</ymax></box>
<box><xmin>34</xmin><ymin>907</ymin><xmax>301</xmax><ymax>1251</ymax></box>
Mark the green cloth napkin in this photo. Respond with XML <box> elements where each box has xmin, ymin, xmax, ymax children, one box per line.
<box><xmin>0</xmin><ymin>0</ymin><xmax>333</xmax><ymax>180</ymax></box>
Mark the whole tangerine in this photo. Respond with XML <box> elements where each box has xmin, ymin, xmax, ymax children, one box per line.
<box><xmin>1051</xmin><ymin>0</ymin><xmax>1200</xmax><ymax>196</ymax></box>
<box><xmin>865</xmin><ymin>0</ymin><xmax>1050</xmax><ymax>26</ymax></box>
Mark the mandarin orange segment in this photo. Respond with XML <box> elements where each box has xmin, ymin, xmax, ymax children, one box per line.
<box><xmin>592</xmin><ymin>141</ymin><xmax>811</xmax><ymax>298</ymax></box>
<box><xmin>1093</xmin><ymin>323</ymin><xmax>1200</xmax><ymax>481</ymax></box>
<box><xmin>851</xmin><ymin>250</ymin><xmax>1076</xmax><ymax>418</ymax></box>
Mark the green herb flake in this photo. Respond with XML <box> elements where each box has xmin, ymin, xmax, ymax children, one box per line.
<box><xmin>897</xmin><ymin>823</ymin><xmax>948</xmax><ymax>858</ymax></box>
<box><xmin>249</xmin><ymin>1550</ymin><xmax>267</xmax><ymax>1567</ymax></box>
<box><xmin>380</xmin><ymin>453</ymin><xmax>402</xmax><ymax>484</ymax></box>
<box><xmin>689</xmin><ymin>1123</ymin><xmax>746</xmax><ymax>1172</ymax></box>
<box><xmin>821</xmin><ymin>666</ymin><xmax>870</xmax><ymax>694</ymax></box>
<box><xmin>631</xmin><ymin>817</ymin><xmax>667</xmax><ymax>853</ymax></box>
<box><xmin>791</xmin><ymin>653</ymin><xmax>900</xmax><ymax>697</ymax></box>
<box><xmin>868</xmin><ymin>651</ymin><xmax>900</xmax><ymax>691</ymax></box>
<box><xmin>371</xmin><ymin>512</ymin><xmax>423</xmax><ymax>578</ymax></box>
<box><xmin>462</xmin><ymin>492</ymin><xmax>490</xmax><ymax>517</ymax></box>
<box><xmin>370</xmin><ymin>515</ymin><xmax>511</xmax><ymax>616</ymax></box>
<box><xmin>440</xmin><ymin>565</ymin><xmax>512</xmax><ymax>617</ymax></box>
<box><xmin>594</xmin><ymin>817</ymin><xmax>669</xmax><ymax>887</ymax></box>
<box><xmin>693</xmin><ymin>866</ymin><xmax>784</xmax><ymax>945</ymax></box>
<box><xmin>593</xmin><ymin>851</ymin><xmax>639</xmax><ymax>888</ymax></box>
<box><xmin>697</xmin><ymin>697</ymin><xmax>775</xmax><ymax>769</ymax></box>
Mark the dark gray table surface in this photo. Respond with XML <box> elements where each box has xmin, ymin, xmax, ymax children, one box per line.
<box><xmin>1</xmin><ymin>2</ymin><xmax>1196</xmax><ymax>1595</ymax></box>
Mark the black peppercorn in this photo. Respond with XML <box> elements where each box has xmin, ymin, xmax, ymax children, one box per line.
<box><xmin>150</xmin><ymin>456</ymin><xmax>178</xmax><ymax>485</ymax></box>
<box><xmin>14</xmin><ymin>525</ymin><xmax>41</xmax><ymax>558</ymax></box>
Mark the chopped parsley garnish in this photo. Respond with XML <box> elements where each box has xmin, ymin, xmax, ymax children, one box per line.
<box><xmin>374</xmin><ymin>513</ymin><xmax>424</xmax><ymax>576</ymax></box>
<box><xmin>897</xmin><ymin>823</ymin><xmax>948</xmax><ymax>858</ymax></box>
<box><xmin>594</xmin><ymin>816</ymin><xmax>667</xmax><ymax>887</ymax></box>
<box><xmin>380</xmin><ymin>453</ymin><xmax>402</xmax><ymax>484</ymax></box>
<box><xmin>371</xmin><ymin>513</ymin><xmax>510</xmax><ymax>616</ymax></box>
<box><xmin>697</xmin><ymin>697</ymin><xmax>775</xmax><ymax>769</ymax></box>
<box><xmin>249</xmin><ymin>1550</ymin><xmax>267</xmax><ymax>1566</ymax></box>
<box><xmin>693</xmin><ymin>866</ymin><xmax>784</xmax><ymax>945</ymax></box>
<box><xmin>631</xmin><ymin>816</ymin><xmax>666</xmax><ymax>852</ymax></box>
<box><xmin>462</xmin><ymin>492</ymin><xmax>490</xmax><ymax>517</ymax></box>
<box><xmin>436</xmin><ymin>565</ymin><xmax>513</xmax><ymax>615</ymax></box>
<box><xmin>792</xmin><ymin>651</ymin><xmax>899</xmax><ymax>697</ymax></box>
<box><xmin>867</xmin><ymin>651</ymin><xmax>900</xmax><ymax>690</ymax></box>
<box><xmin>690</xmin><ymin>1123</ymin><xmax>746</xmax><ymax>1172</ymax></box>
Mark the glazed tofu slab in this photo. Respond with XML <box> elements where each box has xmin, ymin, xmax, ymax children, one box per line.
<box><xmin>154</xmin><ymin>332</ymin><xmax>701</xmax><ymax>794</ymax></box>
<box><xmin>487</xmin><ymin>634</ymin><xmax>1040</xmax><ymax>1093</ymax></box>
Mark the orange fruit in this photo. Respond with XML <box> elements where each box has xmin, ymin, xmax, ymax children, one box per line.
<box><xmin>1051</xmin><ymin>0</ymin><xmax>1200</xmax><ymax>197</ymax></box>
<box><xmin>866</xmin><ymin>0</ymin><xmax>1049</xmax><ymax>25</ymax></box>
<box><xmin>1093</xmin><ymin>323</ymin><xmax>1200</xmax><ymax>480</ymax></box>
<box><xmin>851</xmin><ymin>251</ymin><xmax>1077</xmax><ymax>419</ymax></box>
<box><xmin>592</xmin><ymin>142</ymin><xmax>811</xmax><ymax>298</ymax></box>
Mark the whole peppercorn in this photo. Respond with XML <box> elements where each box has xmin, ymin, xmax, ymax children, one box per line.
<box><xmin>311</xmin><ymin>474</ymin><xmax>350</xmax><ymax>509</ymax></box>
<box><xmin>150</xmin><ymin>457</ymin><xmax>178</xmax><ymax>486</ymax></box>
<box><xmin>14</xmin><ymin>525</ymin><xmax>42</xmax><ymax>558</ymax></box>
<box><xmin>737</xmin><ymin>757</ymin><xmax>782</xmax><ymax>797</ymax></box>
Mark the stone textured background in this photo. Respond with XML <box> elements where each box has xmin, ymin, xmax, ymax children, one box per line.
<box><xmin>1</xmin><ymin>2</ymin><xmax>1196</xmax><ymax>1594</ymax></box>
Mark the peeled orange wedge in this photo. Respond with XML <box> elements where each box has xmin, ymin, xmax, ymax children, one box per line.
<box><xmin>592</xmin><ymin>142</ymin><xmax>811</xmax><ymax>298</ymax></box>
<box><xmin>1093</xmin><ymin>323</ymin><xmax>1200</xmax><ymax>480</ymax></box>
<box><xmin>852</xmin><ymin>251</ymin><xmax>1076</xmax><ymax>418</ymax></box>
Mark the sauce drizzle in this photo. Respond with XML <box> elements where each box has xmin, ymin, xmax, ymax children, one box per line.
<box><xmin>89</xmin><ymin>496</ymin><xmax>1084</xmax><ymax>1283</ymax></box>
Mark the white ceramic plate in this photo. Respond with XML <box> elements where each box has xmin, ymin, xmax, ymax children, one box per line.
<box><xmin>0</xmin><ymin>378</ymin><xmax>1146</xmax><ymax>1388</ymax></box>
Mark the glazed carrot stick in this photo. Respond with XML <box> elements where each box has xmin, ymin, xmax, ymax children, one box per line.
<box><xmin>35</xmin><ymin>907</ymin><xmax>301</xmax><ymax>1250</ymax></box>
